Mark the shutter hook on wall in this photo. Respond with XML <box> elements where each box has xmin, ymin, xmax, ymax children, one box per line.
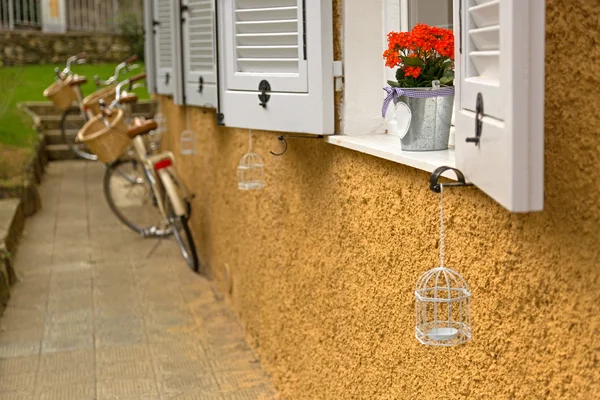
<box><xmin>270</xmin><ymin>135</ymin><xmax>324</xmax><ymax>157</ymax></box>
<box><xmin>429</xmin><ymin>166</ymin><xmax>474</xmax><ymax>193</ymax></box>
<box><xmin>258</xmin><ymin>80</ymin><xmax>271</xmax><ymax>108</ymax></box>
<box><xmin>165</xmin><ymin>72</ymin><xmax>170</xmax><ymax>86</ymax></box>
<box><xmin>198</xmin><ymin>76</ymin><xmax>204</xmax><ymax>93</ymax></box>
<box><xmin>465</xmin><ymin>92</ymin><xmax>483</xmax><ymax>146</ymax></box>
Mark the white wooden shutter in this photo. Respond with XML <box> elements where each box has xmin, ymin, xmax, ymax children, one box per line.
<box><xmin>218</xmin><ymin>0</ymin><xmax>334</xmax><ymax>135</ymax></box>
<box><xmin>143</xmin><ymin>0</ymin><xmax>157</xmax><ymax>94</ymax></box>
<box><xmin>181</xmin><ymin>0</ymin><xmax>218</xmax><ymax>107</ymax></box>
<box><xmin>153</xmin><ymin>0</ymin><xmax>176</xmax><ymax>95</ymax></box>
<box><xmin>454</xmin><ymin>0</ymin><xmax>545</xmax><ymax>212</ymax></box>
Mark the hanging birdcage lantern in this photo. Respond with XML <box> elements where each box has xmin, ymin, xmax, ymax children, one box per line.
<box><xmin>237</xmin><ymin>130</ymin><xmax>265</xmax><ymax>190</ymax></box>
<box><xmin>180</xmin><ymin>130</ymin><xmax>197</xmax><ymax>155</ymax></box>
<box><xmin>180</xmin><ymin>109</ymin><xmax>198</xmax><ymax>155</ymax></box>
<box><xmin>415</xmin><ymin>266</ymin><xmax>471</xmax><ymax>346</ymax></box>
<box><xmin>415</xmin><ymin>185</ymin><xmax>472</xmax><ymax>346</ymax></box>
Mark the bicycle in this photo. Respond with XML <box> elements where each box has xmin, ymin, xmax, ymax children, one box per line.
<box><xmin>86</xmin><ymin>74</ymin><xmax>199</xmax><ymax>272</ymax></box>
<box><xmin>56</xmin><ymin>54</ymin><xmax>138</xmax><ymax>161</ymax></box>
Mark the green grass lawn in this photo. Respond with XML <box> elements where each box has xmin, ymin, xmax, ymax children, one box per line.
<box><xmin>0</xmin><ymin>63</ymin><xmax>149</xmax><ymax>148</ymax></box>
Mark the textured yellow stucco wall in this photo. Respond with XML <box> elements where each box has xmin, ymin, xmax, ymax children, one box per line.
<box><xmin>157</xmin><ymin>0</ymin><xmax>600</xmax><ymax>398</ymax></box>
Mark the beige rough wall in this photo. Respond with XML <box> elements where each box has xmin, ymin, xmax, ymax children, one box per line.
<box><xmin>157</xmin><ymin>0</ymin><xmax>600</xmax><ymax>398</ymax></box>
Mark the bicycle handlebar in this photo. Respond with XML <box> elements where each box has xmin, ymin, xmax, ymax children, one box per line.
<box><xmin>94</xmin><ymin>55</ymin><xmax>141</xmax><ymax>88</ymax></box>
<box><xmin>61</xmin><ymin>52</ymin><xmax>87</xmax><ymax>79</ymax></box>
<box><xmin>128</xmin><ymin>73</ymin><xmax>147</xmax><ymax>84</ymax></box>
<box><xmin>106</xmin><ymin>73</ymin><xmax>146</xmax><ymax>109</ymax></box>
<box><xmin>125</xmin><ymin>55</ymin><xmax>138</xmax><ymax>65</ymax></box>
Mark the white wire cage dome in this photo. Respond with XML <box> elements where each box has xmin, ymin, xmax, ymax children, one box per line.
<box><xmin>415</xmin><ymin>266</ymin><xmax>472</xmax><ymax>346</ymax></box>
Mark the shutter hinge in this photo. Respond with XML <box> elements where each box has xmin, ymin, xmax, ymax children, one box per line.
<box><xmin>333</xmin><ymin>61</ymin><xmax>343</xmax><ymax>77</ymax></box>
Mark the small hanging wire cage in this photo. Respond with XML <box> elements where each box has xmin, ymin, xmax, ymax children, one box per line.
<box><xmin>180</xmin><ymin>130</ymin><xmax>197</xmax><ymax>155</ymax></box>
<box><xmin>237</xmin><ymin>130</ymin><xmax>265</xmax><ymax>191</ymax></box>
<box><xmin>415</xmin><ymin>185</ymin><xmax>472</xmax><ymax>346</ymax></box>
<box><xmin>147</xmin><ymin>111</ymin><xmax>166</xmax><ymax>152</ymax></box>
<box><xmin>180</xmin><ymin>109</ymin><xmax>198</xmax><ymax>155</ymax></box>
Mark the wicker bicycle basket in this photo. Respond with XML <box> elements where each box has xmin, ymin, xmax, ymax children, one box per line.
<box><xmin>83</xmin><ymin>85</ymin><xmax>117</xmax><ymax>116</ymax></box>
<box><xmin>76</xmin><ymin>109</ymin><xmax>131</xmax><ymax>164</ymax></box>
<box><xmin>43</xmin><ymin>76</ymin><xmax>77</xmax><ymax>110</ymax></box>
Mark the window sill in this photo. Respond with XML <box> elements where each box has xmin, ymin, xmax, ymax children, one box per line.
<box><xmin>324</xmin><ymin>134</ymin><xmax>457</xmax><ymax>179</ymax></box>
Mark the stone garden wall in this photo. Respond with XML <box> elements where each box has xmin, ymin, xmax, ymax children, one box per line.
<box><xmin>0</xmin><ymin>30</ymin><xmax>132</xmax><ymax>66</ymax></box>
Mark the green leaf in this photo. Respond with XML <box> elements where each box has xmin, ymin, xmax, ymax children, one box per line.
<box><xmin>395</xmin><ymin>68</ymin><xmax>405</xmax><ymax>82</ymax></box>
<box><xmin>439</xmin><ymin>76</ymin><xmax>452</xmax><ymax>85</ymax></box>
<box><xmin>387</xmin><ymin>80</ymin><xmax>401</xmax><ymax>87</ymax></box>
<box><xmin>401</xmin><ymin>57</ymin><xmax>424</xmax><ymax>67</ymax></box>
<box><xmin>443</xmin><ymin>70</ymin><xmax>455</xmax><ymax>79</ymax></box>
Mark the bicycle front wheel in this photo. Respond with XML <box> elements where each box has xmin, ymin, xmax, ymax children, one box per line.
<box><xmin>167</xmin><ymin>198</ymin><xmax>199</xmax><ymax>272</ymax></box>
<box><xmin>104</xmin><ymin>158</ymin><xmax>165</xmax><ymax>235</ymax></box>
<box><xmin>60</xmin><ymin>106</ymin><xmax>98</xmax><ymax>161</ymax></box>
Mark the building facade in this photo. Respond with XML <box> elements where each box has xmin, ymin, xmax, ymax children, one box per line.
<box><xmin>146</xmin><ymin>0</ymin><xmax>600</xmax><ymax>398</ymax></box>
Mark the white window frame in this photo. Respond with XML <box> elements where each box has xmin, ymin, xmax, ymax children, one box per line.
<box><xmin>328</xmin><ymin>0</ymin><xmax>544</xmax><ymax>212</ymax></box>
<box><xmin>329</xmin><ymin>0</ymin><xmax>456</xmax><ymax>174</ymax></box>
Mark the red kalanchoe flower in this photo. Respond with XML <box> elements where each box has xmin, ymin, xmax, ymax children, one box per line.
<box><xmin>404</xmin><ymin>66</ymin><xmax>422</xmax><ymax>79</ymax></box>
<box><xmin>383</xmin><ymin>23</ymin><xmax>455</xmax><ymax>87</ymax></box>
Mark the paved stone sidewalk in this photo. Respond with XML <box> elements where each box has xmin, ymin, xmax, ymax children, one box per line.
<box><xmin>0</xmin><ymin>161</ymin><xmax>278</xmax><ymax>400</ymax></box>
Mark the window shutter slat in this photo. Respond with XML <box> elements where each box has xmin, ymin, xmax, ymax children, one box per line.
<box><xmin>218</xmin><ymin>0</ymin><xmax>334</xmax><ymax>135</ymax></box>
<box><xmin>182</xmin><ymin>0</ymin><xmax>218</xmax><ymax>107</ymax></box>
<box><xmin>153</xmin><ymin>0</ymin><xmax>175</xmax><ymax>95</ymax></box>
<box><xmin>454</xmin><ymin>0</ymin><xmax>545</xmax><ymax>212</ymax></box>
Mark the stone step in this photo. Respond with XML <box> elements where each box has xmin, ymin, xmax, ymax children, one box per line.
<box><xmin>0</xmin><ymin>199</ymin><xmax>23</xmax><ymax>306</ymax></box>
<box><xmin>44</xmin><ymin>129</ymin><xmax>79</xmax><ymax>145</ymax></box>
<box><xmin>46</xmin><ymin>144</ymin><xmax>79</xmax><ymax>161</ymax></box>
<box><xmin>0</xmin><ymin>199</ymin><xmax>23</xmax><ymax>257</ymax></box>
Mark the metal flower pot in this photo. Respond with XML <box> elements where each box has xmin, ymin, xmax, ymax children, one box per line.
<box><xmin>398</xmin><ymin>91</ymin><xmax>454</xmax><ymax>151</ymax></box>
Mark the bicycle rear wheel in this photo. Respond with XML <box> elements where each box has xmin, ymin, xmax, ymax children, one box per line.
<box><xmin>61</xmin><ymin>106</ymin><xmax>98</xmax><ymax>161</ymax></box>
<box><xmin>104</xmin><ymin>158</ymin><xmax>166</xmax><ymax>235</ymax></box>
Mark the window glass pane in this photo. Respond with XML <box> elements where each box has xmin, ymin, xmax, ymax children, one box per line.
<box><xmin>408</xmin><ymin>0</ymin><xmax>453</xmax><ymax>30</ymax></box>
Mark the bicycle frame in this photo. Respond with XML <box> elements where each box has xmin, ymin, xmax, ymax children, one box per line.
<box><xmin>145</xmin><ymin>152</ymin><xmax>192</xmax><ymax>219</ymax></box>
<box><xmin>107</xmin><ymin>79</ymin><xmax>192</xmax><ymax>223</ymax></box>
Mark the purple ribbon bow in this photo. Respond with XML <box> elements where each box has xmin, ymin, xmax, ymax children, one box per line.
<box><xmin>382</xmin><ymin>86</ymin><xmax>455</xmax><ymax>118</ymax></box>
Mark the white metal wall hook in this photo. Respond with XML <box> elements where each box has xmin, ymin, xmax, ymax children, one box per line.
<box><xmin>415</xmin><ymin>183</ymin><xmax>473</xmax><ymax>347</ymax></box>
<box><xmin>237</xmin><ymin>130</ymin><xmax>265</xmax><ymax>191</ymax></box>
